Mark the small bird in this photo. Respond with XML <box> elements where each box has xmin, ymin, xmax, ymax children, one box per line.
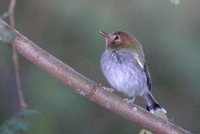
<box><xmin>99</xmin><ymin>31</ymin><xmax>166</xmax><ymax>113</ymax></box>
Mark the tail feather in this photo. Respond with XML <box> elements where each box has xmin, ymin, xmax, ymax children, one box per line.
<box><xmin>143</xmin><ymin>92</ymin><xmax>166</xmax><ymax>113</ymax></box>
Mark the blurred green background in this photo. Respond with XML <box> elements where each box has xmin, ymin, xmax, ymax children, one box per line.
<box><xmin>0</xmin><ymin>0</ymin><xmax>199</xmax><ymax>133</ymax></box>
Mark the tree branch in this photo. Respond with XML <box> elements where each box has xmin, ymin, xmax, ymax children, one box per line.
<box><xmin>0</xmin><ymin>19</ymin><xmax>192</xmax><ymax>134</ymax></box>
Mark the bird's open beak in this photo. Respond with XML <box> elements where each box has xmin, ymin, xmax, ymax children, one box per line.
<box><xmin>99</xmin><ymin>31</ymin><xmax>108</xmax><ymax>38</ymax></box>
<box><xmin>99</xmin><ymin>31</ymin><xmax>112</xmax><ymax>41</ymax></box>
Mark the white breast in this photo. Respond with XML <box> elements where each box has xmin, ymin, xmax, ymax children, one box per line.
<box><xmin>100</xmin><ymin>49</ymin><xmax>148</xmax><ymax>97</ymax></box>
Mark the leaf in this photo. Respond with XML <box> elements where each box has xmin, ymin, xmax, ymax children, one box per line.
<box><xmin>139</xmin><ymin>129</ymin><xmax>154</xmax><ymax>134</ymax></box>
<box><xmin>0</xmin><ymin>109</ymin><xmax>38</xmax><ymax>134</ymax></box>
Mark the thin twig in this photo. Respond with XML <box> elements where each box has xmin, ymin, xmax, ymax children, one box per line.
<box><xmin>8</xmin><ymin>1</ymin><xmax>27</xmax><ymax>134</ymax></box>
<box><xmin>0</xmin><ymin>19</ymin><xmax>193</xmax><ymax>134</ymax></box>
<box><xmin>8</xmin><ymin>0</ymin><xmax>16</xmax><ymax>27</ymax></box>
<box><xmin>8</xmin><ymin>0</ymin><xmax>27</xmax><ymax>111</ymax></box>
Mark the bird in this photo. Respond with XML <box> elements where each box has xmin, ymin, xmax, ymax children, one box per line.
<box><xmin>99</xmin><ymin>31</ymin><xmax>166</xmax><ymax>113</ymax></box>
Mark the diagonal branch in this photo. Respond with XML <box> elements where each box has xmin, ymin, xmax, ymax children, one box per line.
<box><xmin>0</xmin><ymin>19</ymin><xmax>192</xmax><ymax>134</ymax></box>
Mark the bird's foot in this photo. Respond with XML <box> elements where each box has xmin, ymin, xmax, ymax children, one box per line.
<box><xmin>98</xmin><ymin>83</ymin><xmax>114</xmax><ymax>92</ymax></box>
<box><xmin>123</xmin><ymin>97</ymin><xmax>135</xmax><ymax>104</ymax></box>
<box><xmin>102</xmin><ymin>86</ymin><xmax>114</xmax><ymax>92</ymax></box>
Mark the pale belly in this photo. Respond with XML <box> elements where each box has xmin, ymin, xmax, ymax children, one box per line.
<box><xmin>101</xmin><ymin>49</ymin><xmax>148</xmax><ymax>97</ymax></box>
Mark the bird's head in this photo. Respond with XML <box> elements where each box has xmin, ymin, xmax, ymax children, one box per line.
<box><xmin>100</xmin><ymin>31</ymin><xmax>143</xmax><ymax>55</ymax></box>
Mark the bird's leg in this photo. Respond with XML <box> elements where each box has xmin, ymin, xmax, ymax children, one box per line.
<box><xmin>123</xmin><ymin>97</ymin><xmax>135</xmax><ymax>104</ymax></box>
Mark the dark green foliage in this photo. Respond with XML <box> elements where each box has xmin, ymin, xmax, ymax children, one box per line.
<box><xmin>0</xmin><ymin>25</ymin><xmax>16</xmax><ymax>44</ymax></box>
<box><xmin>0</xmin><ymin>109</ymin><xmax>37</xmax><ymax>134</ymax></box>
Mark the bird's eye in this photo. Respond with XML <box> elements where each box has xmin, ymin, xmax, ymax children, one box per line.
<box><xmin>114</xmin><ymin>35</ymin><xmax>119</xmax><ymax>40</ymax></box>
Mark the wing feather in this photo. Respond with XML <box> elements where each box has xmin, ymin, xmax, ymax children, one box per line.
<box><xmin>135</xmin><ymin>54</ymin><xmax>152</xmax><ymax>90</ymax></box>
